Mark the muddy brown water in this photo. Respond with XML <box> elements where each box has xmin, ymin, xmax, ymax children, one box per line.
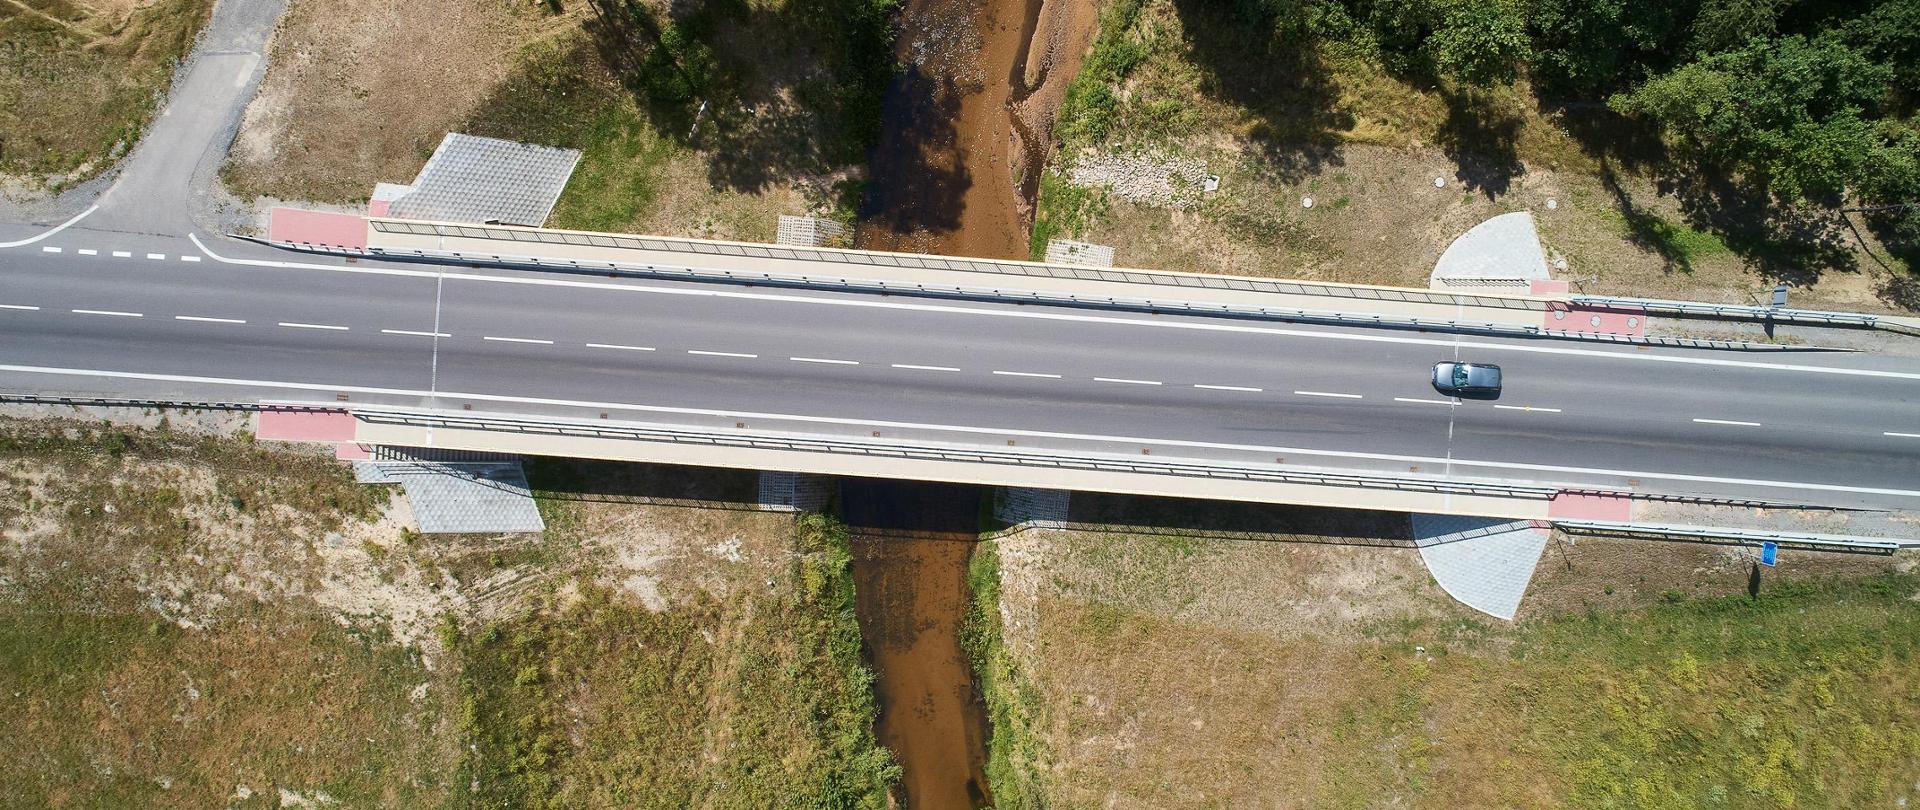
<box><xmin>856</xmin><ymin>0</ymin><xmax>1092</xmax><ymax>259</ymax></box>
<box><xmin>843</xmin><ymin>479</ymin><xmax>992</xmax><ymax>809</ymax></box>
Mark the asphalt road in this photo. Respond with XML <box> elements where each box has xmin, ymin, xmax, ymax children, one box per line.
<box><xmin>3</xmin><ymin>227</ymin><xmax>1917</xmax><ymax>510</ymax></box>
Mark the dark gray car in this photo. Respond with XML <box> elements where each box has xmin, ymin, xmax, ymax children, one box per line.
<box><xmin>1432</xmin><ymin>361</ymin><xmax>1502</xmax><ymax>397</ymax></box>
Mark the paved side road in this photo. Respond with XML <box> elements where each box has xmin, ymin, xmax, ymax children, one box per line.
<box><xmin>0</xmin><ymin>0</ymin><xmax>286</xmax><ymax>235</ymax></box>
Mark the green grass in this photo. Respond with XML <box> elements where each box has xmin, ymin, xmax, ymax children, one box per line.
<box><xmin>0</xmin><ymin>0</ymin><xmax>212</xmax><ymax>181</ymax></box>
<box><xmin>452</xmin><ymin>514</ymin><xmax>897</xmax><ymax>809</ymax></box>
<box><xmin>1503</xmin><ymin>575</ymin><xmax>1920</xmax><ymax>808</ymax></box>
<box><xmin>959</xmin><ymin>540</ymin><xmax>1051</xmax><ymax>809</ymax></box>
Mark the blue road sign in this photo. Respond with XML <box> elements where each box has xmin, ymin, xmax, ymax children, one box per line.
<box><xmin>1760</xmin><ymin>542</ymin><xmax>1779</xmax><ymax>567</ymax></box>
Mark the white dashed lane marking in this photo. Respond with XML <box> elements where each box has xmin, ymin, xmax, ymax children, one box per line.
<box><xmin>72</xmin><ymin>309</ymin><xmax>141</xmax><ymax>318</ymax></box>
<box><xmin>1694</xmin><ymin>418</ymin><xmax>1761</xmax><ymax>427</ymax></box>
<box><xmin>381</xmin><ymin>329</ymin><xmax>450</xmax><ymax>338</ymax></box>
<box><xmin>174</xmin><ymin>316</ymin><xmax>245</xmax><ymax>324</ymax></box>
<box><xmin>111</xmin><ymin>251</ymin><xmax>131</xmax><ymax>258</ymax></box>
<box><xmin>791</xmin><ymin>357</ymin><xmax>859</xmax><ymax>365</ymax></box>
<box><xmin>0</xmin><ymin>304</ymin><xmax>40</xmax><ymax>311</ymax></box>
<box><xmin>1885</xmin><ymin>432</ymin><xmax>1920</xmax><ymax>439</ymax></box>
<box><xmin>180</xmin><ymin>255</ymin><xmax>201</xmax><ymax>263</ymax></box>
<box><xmin>40</xmin><ymin>246</ymin><xmax>59</xmax><ymax>253</ymax></box>
<box><xmin>1494</xmin><ymin>404</ymin><xmax>1563</xmax><ymax>413</ymax></box>
<box><xmin>1194</xmin><ymin>384</ymin><xmax>1262</xmax><ymax>392</ymax></box>
<box><xmin>146</xmin><ymin>253</ymin><xmax>165</xmax><ymax>260</ymax></box>
<box><xmin>1295</xmin><ymin>390</ymin><xmax>1362</xmax><ymax>399</ymax></box>
<box><xmin>483</xmin><ymin>336</ymin><xmax>554</xmax><ymax>345</ymax></box>
<box><xmin>892</xmin><ymin>364</ymin><xmax>960</xmax><ymax>372</ymax></box>
<box><xmin>1094</xmin><ymin>377</ymin><xmax>1162</xmax><ymax>386</ymax></box>
<box><xmin>77</xmin><ymin>249</ymin><xmax>97</xmax><ymax>256</ymax></box>
<box><xmin>688</xmin><ymin>350</ymin><xmax>756</xmax><ymax>358</ymax></box>
<box><xmin>993</xmin><ymin>370</ymin><xmax>1062</xmax><ymax>379</ymax></box>
<box><xmin>278</xmin><ymin>322</ymin><xmax>349</xmax><ymax>331</ymax></box>
<box><xmin>585</xmin><ymin>343</ymin><xmax>655</xmax><ymax>352</ymax></box>
<box><xmin>1394</xmin><ymin>397</ymin><xmax>1454</xmax><ymax>406</ymax></box>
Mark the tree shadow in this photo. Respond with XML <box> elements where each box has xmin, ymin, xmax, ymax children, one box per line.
<box><xmin>1545</xmin><ymin>100</ymin><xmax>1669</xmax><ymax>173</ymax></box>
<box><xmin>854</xmin><ymin>63</ymin><xmax>970</xmax><ymax>238</ymax></box>
<box><xmin>582</xmin><ymin>0</ymin><xmax>895</xmax><ymax>194</ymax></box>
<box><xmin>1435</xmin><ymin>86</ymin><xmax>1524</xmax><ymax>198</ymax></box>
<box><xmin>1663</xmin><ymin>169</ymin><xmax>1856</xmax><ymax>288</ymax></box>
<box><xmin>1167</xmin><ymin>0</ymin><xmax>1351</xmax><ymax>183</ymax></box>
<box><xmin>1600</xmin><ymin>161</ymin><xmax>1697</xmax><ymax>274</ymax></box>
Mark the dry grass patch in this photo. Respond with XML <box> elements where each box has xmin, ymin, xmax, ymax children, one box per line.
<box><xmin>974</xmin><ymin>526</ymin><xmax>1920</xmax><ymax>809</ymax></box>
<box><xmin>0</xmin><ymin>0</ymin><xmax>211</xmax><ymax>184</ymax></box>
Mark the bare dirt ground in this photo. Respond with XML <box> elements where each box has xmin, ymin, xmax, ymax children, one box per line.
<box><xmin>225</xmin><ymin>0</ymin><xmax>575</xmax><ymax>204</ymax></box>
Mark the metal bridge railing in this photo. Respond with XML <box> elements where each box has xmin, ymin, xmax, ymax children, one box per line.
<box><xmin>1571</xmin><ymin>295</ymin><xmax>1882</xmax><ymax>327</ymax></box>
<box><xmin>1554</xmin><ymin>518</ymin><xmax>1908</xmax><ymax>553</ymax></box>
<box><xmin>352</xmin><ymin>409</ymin><xmax>1567</xmax><ymax>501</ymax></box>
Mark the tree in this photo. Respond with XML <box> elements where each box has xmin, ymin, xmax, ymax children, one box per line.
<box><xmin>1530</xmin><ymin>0</ymin><xmax>1696</xmax><ymax>96</ymax></box>
<box><xmin>1428</xmin><ymin>0</ymin><xmax>1530</xmax><ymax>86</ymax></box>
<box><xmin>1610</xmin><ymin>35</ymin><xmax>1892</xmax><ymax>201</ymax></box>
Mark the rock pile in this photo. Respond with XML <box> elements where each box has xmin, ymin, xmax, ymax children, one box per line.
<box><xmin>1065</xmin><ymin>148</ymin><xmax>1211</xmax><ymax>209</ymax></box>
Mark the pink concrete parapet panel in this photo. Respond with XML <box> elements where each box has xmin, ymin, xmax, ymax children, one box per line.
<box><xmin>335</xmin><ymin>442</ymin><xmax>373</xmax><ymax>460</ymax></box>
<box><xmin>1548</xmin><ymin>490</ymin><xmax>1635</xmax><ymax>521</ymax></box>
<box><xmin>1543</xmin><ymin>302</ymin><xmax>1647</xmax><ymax>338</ymax></box>
<box><xmin>1529</xmin><ymin>279</ymin><xmax>1570</xmax><ymax>296</ymax></box>
<box><xmin>268</xmin><ymin>207</ymin><xmax>369</xmax><ymax>250</ymax></box>
<box><xmin>257</xmin><ymin>408</ymin><xmax>357</xmax><ymax>444</ymax></box>
<box><xmin>368</xmin><ymin>199</ymin><xmax>391</xmax><ymax>217</ymax></box>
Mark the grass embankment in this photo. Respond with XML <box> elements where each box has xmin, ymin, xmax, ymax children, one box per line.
<box><xmin>977</xmin><ymin>528</ymin><xmax>1920</xmax><ymax>808</ymax></box>
<box><xmin>0</xmin><ymin>418</ymin><xmax>896</xmax><ymax>808</ymax></box>
<box><xmin>462</xmin><ymin>0</ymin><xmax>891</xmax><ymax>240</ymax></box>
<box><xmin>0</xmin><ymin>0</ymin><xmax>211</xmax><ymax>184</ymax></box>
<box><xmin>1031</xmin><ymin>0</ymin><xmax>1904</xmax><ymax>310</ymax></box>
<box><xmin>452</xmin><ymin>513</ymin><xmax>897</xmax><ymax>808</ymax></box>
<box><xmin>0</xmin><ymin>417</ymin><xmax>447</xmax><ymax>807</ymax></box>
<box><xmin>959</xmin><ymin>540</ymin><xmax>1050</xmax><ymax>808</ymax></box>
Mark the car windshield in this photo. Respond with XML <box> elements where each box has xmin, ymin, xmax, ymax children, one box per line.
<box><xmin>1452</xmin><ymin>365</ymin><xmax>1470</xmax><ymax>387</ymax></box>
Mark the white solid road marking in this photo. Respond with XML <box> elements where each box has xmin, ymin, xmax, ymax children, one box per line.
<box><xmin>689</xmin><ymin>350</ymin><xmax>757</xmax><ymax>358</ymax></box>
<box><xmin>174</xmin><ymin>316</ymin><xmax>245</xmax><ymax>324</ymax></box>
<box><xmin>278</xmin><ymin>321</ymin><xmax>349</xmax><ymax>331</ymax></box>
<box><xmin>77</xmin><ymin>249</ymin><xmax>97</xmax><ymax>256</ymax></box>
<box><xmin>585</xmin><ymin>343</ymin><xmax>655</xmax><ymax>352</ymax></box>
<box><xmin>146</xmin><ymin>253</ymin><xmax>166</xmax><ymax>260</ymax></box>
<box><xmin>892</xmin><ymin>364</ymin><xmax>960</xmax><ymax>372</ymax></box>
<box><xmin>71</xmin><ymin>309</ymin><xmax>141</xmax><ymax>318</ymax></box>
<box><xmin>1296</xmin><ymin>390</ymin><xmax>1362</xmax><ymax>399</ymax></box>
<box><xmin>9</xmin><ymin>362</ymin><xmax>1920</xmax><ymax>501</ymax></box>
<box><xmin>0</xmin><ymin>205</ymin><xmax>95</xmax><ymax>249</ymax></box>
<box><xmin>111</xmin><ymin>251</ymin><xmax>132</xmax><ymax>258</ymax></box>
<box><xmin>1694</xmin><ymin>418</ymin><xmax>1762</xmax><ymax>427</ymax></box>
<box><xmin>1094</xmin><ymin>377</ymin><xmax>1162</xmax><ymax>386</ymax></box>
<box><xmin>40</xmin><ymin>246</ymin><xmax>60</xmax><ymax>253</ymax></box>
<box><xmin>1884</xmin><ymin>432</ymin><xmax>1920</xmax><ymax>439</ymax></box>
<box><xmin>185</xmin><ymin>234</ymin><xmax>1920</xmax><ymax>383</ymax></box>
<box><xmin>380</xmin><ymin>329</ymin><xmax>451</xmax><ymax>338</ymax></box>
<box><xmin>1494</xmin><ymin>404</ymin><xmax>1563</xmax><ymax>413</ymax></box>
<box><xmin>994</xmin><ymin>370</ymin><xmax>1063</xmax><ymax>379</ymax></box>
<box><xmin>791</xmin><ymin>357</ymin><xmax>859</xmax><ymax>365</ymax></box>
<box><xmin>1394</xmin><ymin>397</ymin><xmax>1454</xmax><ymax>405</ymax></box>
<box><xmin>1194</xmin><ymin>384</ymin><xmax>1262</xmax><ymax>392</ymax></box>
<box><xmin>180</xmin><ymin>255</ymin><xmax>201</xmax><ymax>262</ymax></box>
<box><xmin>0</xmin><ymin>304</ymin><xmax>41</xmax><ymax>311</ymax></box>
<box><xmin>483</xmin><ymin>336</ymin><xmax>554</xmax><ymax>345</ymax></box>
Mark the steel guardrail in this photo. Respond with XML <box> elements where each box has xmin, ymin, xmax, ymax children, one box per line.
<box><xmin>350</xmin><ymin>409</ymin><xmax>1569</xmax><ymax>500</ymax></box>
<box><xmin>1571</xmin><ymin>295</ymin><xmax>1882</xmax><ymax>327</ymax></box>
<box><xmin>1554</xmin><ymin>518</ymin><xmax>1909</xmax><ymax>553</ymax></box>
